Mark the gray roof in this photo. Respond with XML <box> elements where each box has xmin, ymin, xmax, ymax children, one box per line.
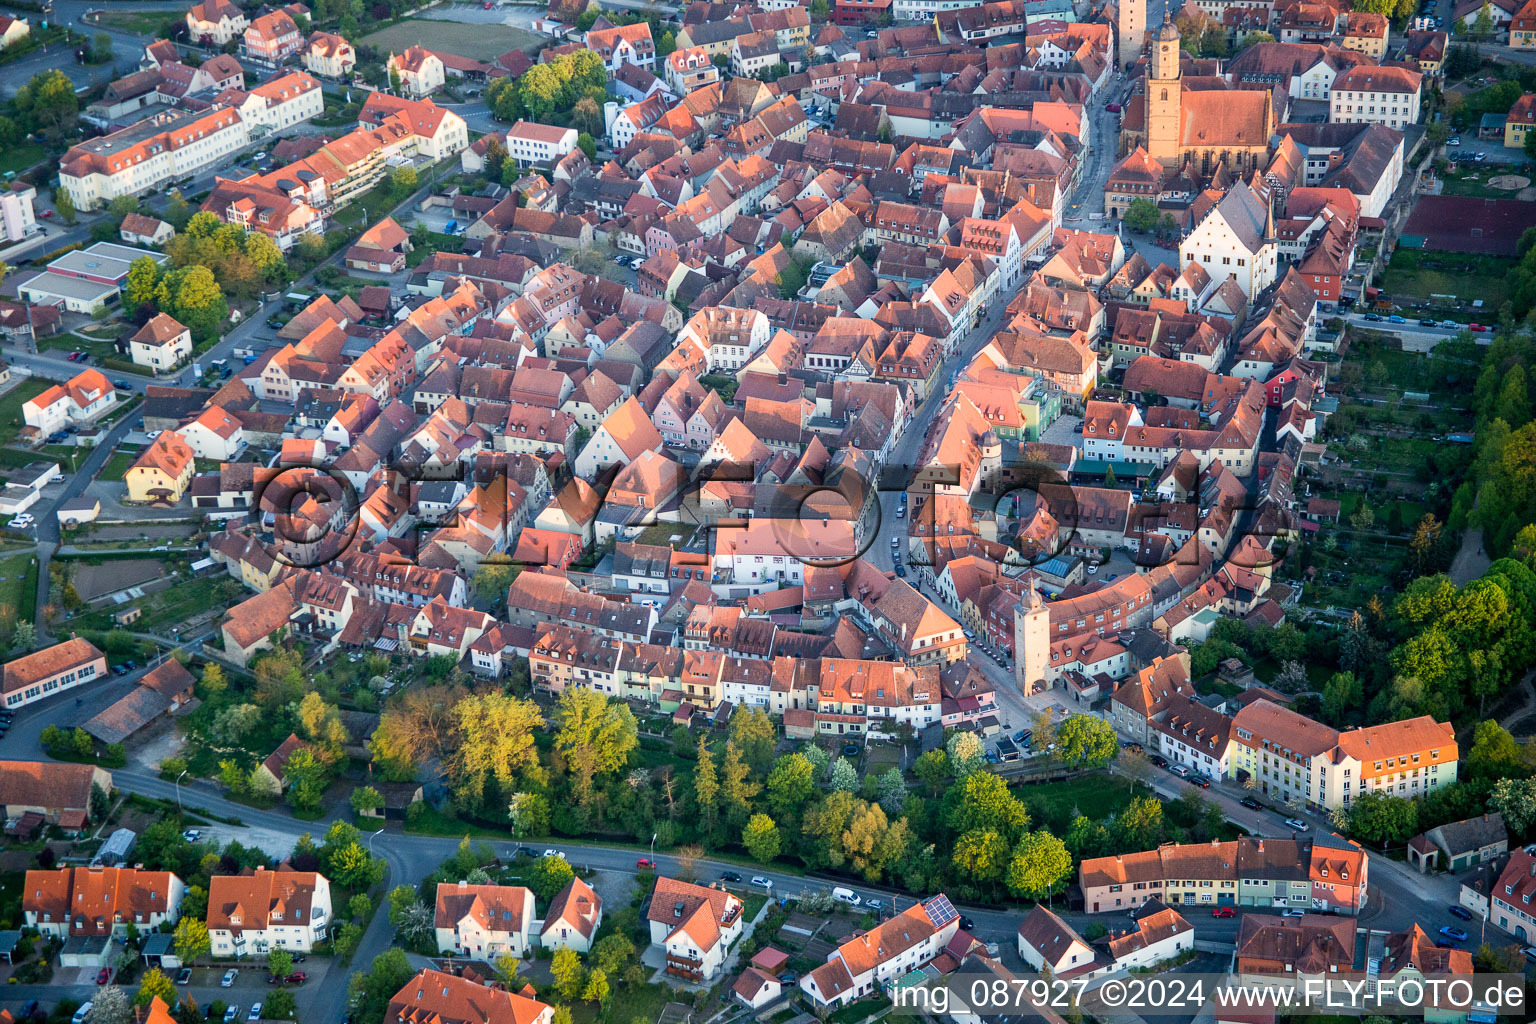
<box><xmin>1428</xmin><ymin>813</ymin><xmax>1507</xmax><ymax>855</ymax></box>
<box><xmin>83</xmin><ymin>686</ymin><xmax>173</xmax><ymax>744</ymax></box>
<box><xmin>1212</xmin><ymin>185</ymin><xmax>1269</xmax><ymax>253</ymax></box>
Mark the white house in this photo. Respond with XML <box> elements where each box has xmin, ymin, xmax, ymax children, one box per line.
<box><xmin>434</xmin><ymin>881</ymin><xmax>536</xmax><ymax>959</ymax></box>
<box><xmin>303</xmin><ymin>31</ymin><xmax>356</xmax><ymax>78</ymax></box>
<box><xmin>23</xmin><ymin>369</ymin><xmax>118</xmax><ymax>436</ymax></box>
<box><xmin>207</xmin><ymin>868</ymin><xmax>331</xmax><ymax>956</ymax></box>
<box><xmin>586</xmin><ymin>22</ymin><xmax>656</xmax><ymax>72</ymax></box>
<box><xmin>801</xmin><ymin>895</ymin><xmax>962</xmax><ymax>1010</ymax></box>
<box><xmin>1180</xmin><ymin>183</ymin><xmax>1278</xmax><ymax>299</ymax></box>
<box><xmin>1016</xmin><ymin>905</ymin><xmax>1099</xmax><ymax>975</ymax></box>
<box><xmin>388</xmin><ymin>45</ymin><xmax>446</xmax><ymax>98</ymax></box>
<box><xmin>1104</xmin><ymin>904</ymin><xmax>1194</xmax><ymax>970</ymax></box>
<box><xmin>178</xmin><ymin>405</ymin><xmax>245</xmax><ymax>461</ymax></box>
<box><xmin>646</xmin><ymin>877</ymin><xmax>744</xmax><ymax>982</ymax></box>
<box><xmin>23</xmin><ymin>866</ymin><xmax>184</xmax><ymax>939</ymax></box>
<box><xmin>186</xmin><ymin>0</ymin><xmax>248</xmax><ymax>46</ymax></box>
<box><xmin>1329</xmin><ymin>65</ymin><xmax>1423</xmax><ymax>131</ymax></box>
<box><xmin>129</xmin><ymin>312</ymin><xmax>192</xmax><ymax>371</ymax></box>
<box><xmin>506</xmin><ymin>121</ymin><xmax>579</xmax><ymax>168</ymax></box>
<box><xmin>573</xmin><ymin>395</ymin><xmax>663</xmax><ymax>479</ymax></box>
<box><xmin>539</xmin><ymin>876</ymin><xmax>602</xmax><ymax>953</ymax></box>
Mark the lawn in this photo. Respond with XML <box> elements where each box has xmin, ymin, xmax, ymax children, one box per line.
<box><xmin>0</xmin><ymin>378</ymin><xmax>56</xmax><ymax>447</ymax></box>
<box><xmin>1380</xmin><ymin>249</ymin><xmax>1513</xmax><ymax>312</ymax></box>
<box><xmin>360</xmin><ymin>18</ymin><xmax>543</xmax><ymax>60</ymax></box>
<box><xmin>95</xmin><ymin>9</ymin><xmax>179</xmax><ymax>34</ymax></box>
<box><xmin>0</xmin><ymin>553</ymin><xmax>35</xmax><ymax>621</ymax></box>
<box><xmin>1015</xmin><ymin>772</ymin><xmax>1145</xmax><ymax>831</ymax></box>
<box><xmin>0</xmin><ymin>144</ymin><xmax>47</xmax><ymax>177</ymax></box>
<box><xmin>98</xmin><ymin>450</ymin><xmax>139</xmax><ymax>481</ymax></box>
<box><xmin>40</xmin><ymin>333</ymin><xmax>122</xmax><ymax>363</ymax></box>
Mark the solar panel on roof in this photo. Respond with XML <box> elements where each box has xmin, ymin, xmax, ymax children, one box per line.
<box><xmin>923</xmin><ymin>894</ymin><xmax>957</xmax><ymax>928</ymax></box>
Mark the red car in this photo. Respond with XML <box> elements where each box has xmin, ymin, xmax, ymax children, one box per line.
<box><xmin>285</xmin><ymin>973</ymin><xmax>307</xmax><ymax>985</ymax></box>
<box><xmin>1468</xmin><ymin>323</ymin><xmax>1487</xmax><ymax>332</ymax></box>
<box><xmin>1212</xmin><ymin>907</ymin><xmax>1235</xmax><ymax>918</ymax></box>
<box><xmin>41</xmin><ymin>210</ymin><xmax>54</xmax><ymax>218</ymax></box>
<box><xmin>636</xmin><ymin>857</ymin><xmax>655</xmax><ymax>868</ymax></box>
<box><xmin>96</xmin><ymin>968</ymin><xmax>112</xmax><ymax>985</ymax></box>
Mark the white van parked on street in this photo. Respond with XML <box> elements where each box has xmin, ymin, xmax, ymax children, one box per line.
<box><xmin>832</xmin><ymin>887</ymin><xmax>861</xmax><ymax>906</ymax></box>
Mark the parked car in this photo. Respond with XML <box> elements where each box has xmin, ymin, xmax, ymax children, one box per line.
<box><xmin>1469</xmin><ymin>323</ymin><xmax>1488</xmax><ymax>332</ymax></box>
<box><xmin>1281</xmin><ymin>909</ymin><xmax>1307</xmax><ymax>918</ymax></box>
<box><xmin>1388</xmin><ymin>315</ymin><xmax>1407</xmax><ymax>324</ymax></box>
<box><xmin>777</xmin><ymin>971</ymin><xmax>799</xmax><ymax>985</ymax></box>
<box><xmin>1448</xmin><ymin>136</ymin><xmax>1461</xmax><ymax>146</ymax></box>
<box><xmin>543</xmin><ymin>849</ymin><xmax>564</xmax><ymax>858</ymax></box>
<box><xmin>1189</xmin><ymin>773</ymin><xmax>1212</xmax><ymax>788</ymax></box>
<box><xmin>514</xmin><ymin>846</ymin><xmax>536</xmax><ymax>858</ymax></box>
<box><xmin>865</xmin><ymin>899</ymin><xmax>885</xmax><ymax>912</ymax></box>
<box><xmin>720</xmin><ymin>870</ymin><xmax>742</xmax><ymax>882</ymax></box>
<box><xmin>958</xmin><ymin>915</ymin><xmax>975</xmax><ymax>931</ymax></box>
<box><xmin>1363</xmin><ymin>313</ymin><xmax>1383</xmax><ymax>321</ymax></box>
<box><xmin>1240</xmin><ymin>797</ymin><xmax>1263</xmax><ymax>810</ymax></box>
<box><xmin>1448</xmin><ymin>905</ymin><xmax>1473</xmax><ymax>921</ymax></box>
<box><xmin>9</xmin><ymin>514</ymin><xmax>34</xmax><ymax>528</ymax></box>
<box><xmin>19</xmin><ymin>1002</ymin><xmax>37</xmax><ymax>1019</ymax></box>
<box><xmin>1419</xmin><ymin>318</ymin><xmax>1436</xmax><ymax>327</ymax></box>
<box><xmin>984</xmin><ymin>749</ymin><xmax>1000</xmax><ymax>764</ymax></box>
<box><xmin>248</xmin><ymin>1005</ymin><xmax>263</xmax><ymax>1021</ymax></box>
<box><xmin>1284</xmin><ymin>818</ymin><xmax>1309</xmax><ymax>831</ymax></box>
<box><xmin>894</xmin><ymin>564</ymin><xmax>907</xmax><ymax>577</ymax></box>
<box><xmin>222</xmin><ymin>969</ymin><xmax>239</xmax><ymax>987</ymax></box>
<box><xmin>1522</xmin><ymin>946</ymin><xmax>1536</xmax><ymax>964</ymax></box>
<box><xmin>73</xmin><ymin>1004</ymin><xmax>93</xmax><ymax>1024</ymax></box>
<box><xmin>1439</xmin><ymin>320</ymin><xmax>1459</xmax><ymax>329</ymax></box>
<box><xmin>182</xmin><ymin>829</ymin><xmax>202</xmax><ymax>843</ymax></box>
<box><xmin>1149</xmin><ymin>754</ymin><xmax>1168</xmax><ymax>768</ymax></box>
<box><xmin>1439</xmin><ymin>926</ymin><xmax>1468</xmax><ymax>942</ymax></box>
<box><xmin>223</xmin><ymin>1006</ymin><xmax>239</xmax><ymax>1024</ymax></box>
<box><xmin>832</xmin><ymin>887</ymin><xmax>862</xmax><ymax>907</ymax></box>
<box><xmin>97</xmin><ymin>968</ymin><xmax>112</xmax><ymax>985</ymax></box>
<box><xmin>1212</xmin><ymin>906</ymin><xmax>1235</xmax><ymax>918</ymax></box>
<box><xmin>636</xmin><ymin>857</ymin><xmax>655</xmax><ymax>869</ymax></box>
<box><xmin>750</xmin><ymin>876</ymin><xmax>773</xmax><ymax>891</ymax></box>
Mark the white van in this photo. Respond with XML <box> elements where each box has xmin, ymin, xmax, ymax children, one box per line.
<box><xmin>832</xmin><ymin>887</ymin><xmax>862</xmax><ymax>907</ymax></box>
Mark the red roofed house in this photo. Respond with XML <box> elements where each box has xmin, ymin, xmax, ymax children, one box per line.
<box><xmin>24</xmin><ymin>866</ymin><xmax>186</xmax><ymax>940</ymax></box>
<box><xmin>540</xmin><ymin>876</ymin><xmax>602</xmax><ymax>954</ymax></box>
<box><xmin>434</xmin><ymin>881</ymin><xmax>536</xmax><ymax>958</ymax></box>
<box><xmin>23</xmin><ymin>368</ymin><xmax>117</xmax><ymax>435</ymax></box>
<box><xmin>388</xmin><ymin>45</ymin><xmax>447</xmax><ymax>98</ymax></box>
<box><xmin>1506</xmin><ymin>93</ymin><xmax>1536</xmax><ymax>149</ymax></box>
<box><xmin>186</xmin><ymin>0</ymin><xmax>248</xmax><ymax>46</ymax></box>
<box><xmin>388</xmin><ymin>969</ymin><xmax>553</xmax><ymax>1024</ymax></box>
<box><xmin>345</xmin><ymin>216</ymin><xmax>412</xmax><ymax>273</ymax></box>
<box><xmin>800</xmin><ymin>894</ymin><xmax>962</xmax><ymax>1009</ymax></box>
<box><xmin>303</xmin><ymin>30</ymin><xmax>356</xmax><ymax>78</ymax></box>
<box><xmin>2</xmin><ymin>637</ymin><xmax>107</xmax><ymax>711</ymax></box>
<box><xmin>129</xmin><ymin>312</ymin><xmax>192</xmax><ymax>371</ymax></box>
<box><xmin>243</xmin><ymin>9</ymin><xmax>304</xmax><ymax>62</ymax></box>
<box><xmin>207</xmin><ymin>866</ymin><xmax>332</xmax><ymax>956</ymax></box>
<box><xmin>252</xmin><ymin>733</ymin><xmax>309</xmax><ymax>794</ymax></box>
<box><xmin>126</xmin><ymin>430</ymin><xmax>195</xmax><ymax>504</ymax></box>
<box><xmin>586</xmin><ymin>22</ymin><xmax>655</xmax><ymax>72</ymax></box>
<box><xmin>647</xmin><ymin>876</ymin><xmax>744</xmax><ymax>981</ymax></box>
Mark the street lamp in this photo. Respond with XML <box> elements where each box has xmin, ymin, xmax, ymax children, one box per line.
<box><xmin>367</xmin><ymin>826</ymin><xmax>385</xmax><ymax>856</ymax></box>
<box><xmin>175</xmin><ymin>768</ymin><xmax>188</xmax><ymax>813</ymax></box>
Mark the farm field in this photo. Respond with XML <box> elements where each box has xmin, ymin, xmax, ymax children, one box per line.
<box><xmin>360</xmin><ymin>18</ymin><xmax>542</xmax><ymax>60</ymax></box>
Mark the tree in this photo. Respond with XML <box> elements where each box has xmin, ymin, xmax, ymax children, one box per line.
<box><xmin>1492</xmin><ymin>776</ymin><xmax>1536</xmax><ymax>837</ymax></box>
<box><xmin>283</xmin><ymin>748</ymin><xmax>330</xmax><ymax>813</ymax></box>
<box><xmin>389</xmin><ymin>63</ymin><xmax>402</xmax><ymax>93</ymax></box>
<box><xmin>507</xmin><ymin>791</ymin><xmax>550</xmax><ymax>838</ymax></box>
<box><xmin>390</xmin><ymin>165</ymin><xmax>418</xmax><ymax>196</ymax></box>
<box><xmin>87</xmin><ymin>986</ymin><xmax>131</xmax><ymax>1024</ymax></box>
<box><xmin>530</xmin><ymin>854</ymin><xmax>575</xmax><ymax>901</ymax></box>
<box><xmin>1006</xmin><ymin>831</ymin><xmax>1073</xmax><ymax>901</ymax></box>
<box><xmin>730</xmin><ymin>706</ymin><xmax>777</xmax><ymax>773</ymax></box>
<box><xmin>1122</xmin><ymin>198</ymin><xmax>1160</xmax><ymax>233</ymax></box>
<box><xmin>913</xmin><ymin>749</ymin><xmax>950</xmax><ymax>795</ymax></box>
<box><xmin>447</xmin><ymin>693</ymin><xmax>545</xmax><ymax>809</ymax></box>
<box><xmin>809</xmin><ymin>0</ymin><xmax>830</xmax><ymax>16</ymax></box>
<box><xmin>582</xmin><ymin>967</ymin><xmax>610</xmax><ymax>1005</ymax></box>
<box><xmin>830</xmin><ymin>756</ymin><xmax>859</xmax><ymax>792</ymax></box>
<box><xmin>1341</xmin><ymin>790</ymin><xmax>1419</xmax><ymax>845</ymax></box>
<box><xmin>1056</xmin><ymin>714</ymin><xmax>1118</xmax><ymax>768</ymax></box>
<box><xmin>1113</xmin><ymin>794</ymin><xmax>1166</xmax><ymax>850</ymax></box>
<box><xmin>1320</xmin><ymin>671</ymin><xmax>1363</xmax><ymax>726</ymax></box>
<box><xmin>1240</xmin><ymin>29</ymin><xmax>1275</xmax><ymax>46</ymax></box>
<box><xmin>11</xmin><ymin>620</ymin><xmax>34</xmax><ymax>651</ymax></box>
<box><xmin>265</xmin><ymin>991</ymin><xmax>297</xmax><ymax>1020</ymax></box>
<box><xmin>553</xmin><ymin>687</ymin><xmax>638</xmax><ymax>804</ymax></box>
<box><xmin>876</xmin><ymin>767</ymin><xmax>907</xmax><ymax>812</ymax></box>
<box><xmin>125</xmin><ymin>256</ymin><xmax>161</xmax><ymax>312</ymax></box>
<box><xmin>947</xmin><ymin>770</ymin><xmax>1030</xmax><ymax>843</ymax></box>
<box><xmin>1468</xmin><ymin>720</ymin><xmax>1523</xmax><ymax>782</ymax></box>
<box><xmin>1474</xmin><ymin>2</ymin><xmax>1495</xmax><ymax>37</ymax></box>
<box><xmin>841</xmin><ymin>800</ymin><xmax>908</xmax><ymax>880</ymax></box>
<box><xmin>267</xmin><ymin>949</ymin><xmax>294</xmax><ymax>980</ymax></box>
<box><xmin>1351</xmin><ymin>502</ymin><xmax>1375</xmax><ymax>531</ymax></box>
<box><xmin>55</xmin><ymin>189</ymin><xmax>76</xmax><ymax>224</ymax></box>
<box><xmin>349</xmin><ymin>893</ymin><xmax>373</xmax><ymax>923</ymax></box>
<box><xmin>743</xmin><ymin>813</ymin><xmax>781</xmax><ymax>862</ymax></box>
<box><xmin>551</xmin><ymin>947</ymin><xmax>585</xmax><ymax>1001</ymax></box>
<box><xmin>134</xmin><ymin>969</ymin><xmax>177</xmax><ymax>1008</ymax></box>
<box><xmin>952</xmin><ymin>828</ymin><xmax>1010</xmax><ymax>884</ymax></box>
<box><xmin>174</xmin><ymin>916</ymin><xmax>211</xmax><ymax>963</ymax></box>
<box><xmin>767</xmin><ymin>753</ymin><xmax>815</xmax><ymax>816</ymax></box>
<box><xmin>576</xmin><ymin>131</ymin><xmax>596</xmax><ymax>160</ymax></box>
<box><xmin>947</xmin><ymin>731</ymin><xmax>984</xmax><ymax>775</ymax></box>
<box><xmin>470</xmin><ymin>558</ymin><xmax>519</xmax><ymax>606</ymax></box>
<box><xmin>350</xmin><ymin>785</ymin><xmax>384</xmax><ymax>818</ymax></box>
<box><xmin>591</xmin><ymin>933</ymin><xmax>635</xmax><ymax>975</ymax></box>
<box><xmin>693</xmin><ymin>736</ymin><xmax>718</xmax><ymax>830</ymax></box>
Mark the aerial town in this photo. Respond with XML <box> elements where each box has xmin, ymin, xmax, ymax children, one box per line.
<box><xmin>0</xmin><ymin>0</ymin><xmax>1533</xmax><ymax>1021</ymax></box>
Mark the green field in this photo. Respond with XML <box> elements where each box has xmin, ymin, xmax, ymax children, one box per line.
<box><xmin>94</xmin><ymin>9</ymin><xmax>180</xmax><ymax>34</ymax></box>
<box><xmin>1380</xmin><ymin>249</ymin><xmax>1513</xmax><ymax>311</ymax></box>
<box><xmin>0</xmin><ymin>553</ymin><xmax>36</xmax><ymax>621</ymax></box>
<box><xmin>1016</xmin><ymin>772</ymin><xmax>1144</xmax><ymax>831</ymax></box>
<box><xmin>98</xmin><ymin>450</ymin><xmax>138</xmax><ymax>481</ymax></box>
<box><xmin>360</xmin><ymin>18</ymin><xmax>543</xmax><ymax>60</ymax></box>
<box><xmin>0</xmin><ymin>378</ymin><xmax>56</xmax><ymax>448</ymax></box>
<box><xmin>0</xmin><ymin>144</ymin><xmax>47</xmax><ymax>177</ymax></box>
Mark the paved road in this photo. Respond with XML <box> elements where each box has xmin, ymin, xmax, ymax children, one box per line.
<box><xmin>1338</xmin><ymin>312</ymin><xmax>1496</xmax><ymax>351</ymax></box>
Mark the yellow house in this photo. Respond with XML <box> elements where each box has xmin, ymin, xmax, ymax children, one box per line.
<box><xmin>1340</xmin><ymin>12</ymin><xmax>1389</xmax><ymax>59</ymax></box>
<box><xmin>126</xmin><ymin>430</ymin><xmax>195</xmax><ymax>504</ymax></box>
<box><xmin>1514</xmin><ymin>0</ymin><xmax>1536</xmax><ymax>48</ymax></box>
<box><xmin>1507</xmin><ymin>94</ymin><xmax>1536</xmax><ymax>148</ymax></box>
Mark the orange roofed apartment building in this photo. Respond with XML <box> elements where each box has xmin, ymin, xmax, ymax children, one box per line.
<box><xmin>23</xmin><ymin>866</ymin><xmax>186</xmax><ymax>940</ymax></box>
<box><xmin>60</xmin><ymin>104</ymin><xmax>250</xmax><ymax>211</ymax></box>
<box><xmin>646</xmin><ymin>876</ymin><xmax>744</xmax><ymax>982</ymax></box>
<box><xmin>207</xmin><ymin>867</ymin><xmax>332</xmax><ymax>956</ymax></box>
<box><xmin>1</xmin><ymin>637</ymin><xmax>107</xmax><ymax>711</ymax></box>
<box><xmin>1230</xmin><ymin>699</ymin><xmax>1457</xmax><ymax>812</ymax></box>
<box><xmin>388</xmin><ymin>969</ymin><xmax>553</xmax><ymax>1024</ymax></box>
<box><xmin>1079</xmin><ymin>834</ymin><xmax>1369</xmax><ymax>915</ymax></box>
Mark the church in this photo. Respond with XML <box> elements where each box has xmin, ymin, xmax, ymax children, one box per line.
<box><xmin>1121</xmin><ymin>16</ymin><xmax>1276</xmax><ymax>175</ymax></box>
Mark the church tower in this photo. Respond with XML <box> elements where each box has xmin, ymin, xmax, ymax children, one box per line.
<box><xmin>1013</xmin><ymin>587</ymin><xmax>1051</xmax><ymax>695</ymax></box>
<box><xmin>1117</xmin><ymin>0</ymin><xmax>1146</xmax><ymax>71</ymax></box>
<box><xmin>1146</xmin><ymin>13</ymin><xmax>1183</xmax><ymax>168</ymax></box>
